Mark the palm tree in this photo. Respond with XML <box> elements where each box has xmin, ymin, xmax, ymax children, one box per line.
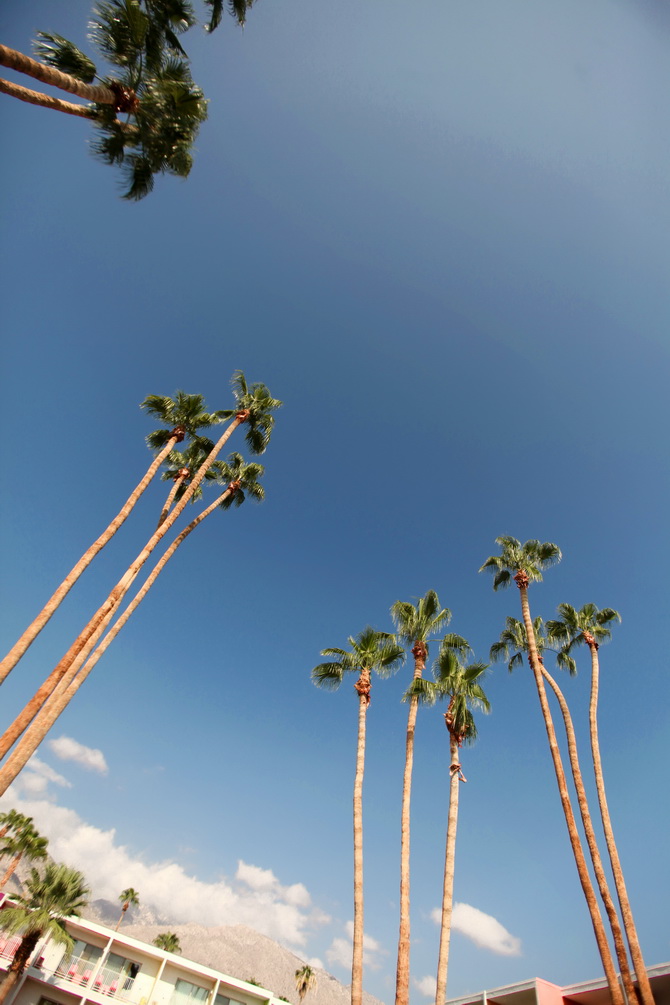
<box><xmin>0</xmin><ymin>391</ymin><xmax>215</xmax><ymax>686</ymax></box>
<box><xmin>115</xmin><ymin>888</ymin><xmax>140</xmax><ymax>931</ymax></box>
<box><xmin>480</xmin><ymin>538</ymin><xmax>623</xmax><ymax>1005</ymax></box>
<box><xmin>0</xmin><ymin>452</ymin><xmax>266</xmax><ymax>786</ymax></box>
<box><xmin>312</xmin><ymin>628</ymin><xmax>404</xmax><ymax>1005</ymax></box>
<box><xmin>0</xmin><ymin>372</ymin><xmax>279</xmax><ymax>790</ymax></box>
<box><xmin>0</xmin><ymin>821</ymin><xmax>48</xmax><ymax>888</ymax></box>
<box><xmin>0</xmin><ymin>811</ymin><xmax>30</xmax><ymax>841</ymax></box>
<box><xmin>546</xmin><ymin>604</ymin><xmax>653</xmax><ymax>1005</ymax></box>
<box><xmin>1</xmin><ymin>0</ymin><xmax>208</xmax><ymax>200</ymax></box>
<box><xmin>0</xmin><ymin>862</ymin><xmax>89</xmax><ymax>1005</ymax></box>
<box><xmin>153</xmin><ymin>932</ymin><xmax>181</xmax><ymax>954</ymax></box>
<box><xmin>390</xmin><ymin>590</ymin><xmax>450</xmax><ymax>1005</ymax></box>
<box><xmin>294</xmin><ymin>965</ymin><xmax>317</xmax><ymax>1004</ymax></box>
<box><xmin>429</xmin><ymin>639</ymin><xmax>489</xmax><ymax>1005</ymax></box>
<box><xmin>491</xmin><ymin>616</ymin><xmax>637</xmax><ymax>1004</ymax></box>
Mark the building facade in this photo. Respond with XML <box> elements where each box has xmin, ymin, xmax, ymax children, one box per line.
<box><xmin>0</xmin><ymin>905</ymin><xmax>281</xmax><ymax>1005</ymax></box>
<box><xmin>447</xmin><ymin>965</ymin><xmax>670</xmax><ymax>1005</ymax></box>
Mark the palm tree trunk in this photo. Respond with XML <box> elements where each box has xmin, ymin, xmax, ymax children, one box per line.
<box><xmin>515</xmin><ymin>574</ymin><xmax>623</xmax><ymax>1005</ymax></box>
<box><xmin>0</xmin><ymin>76</ymin><xmax>95</xmax><ymax>116</ymax></box>
<box><xmin>0</xmin><ymin>852</ymin><xmax>22</xmax><ymax>887</ymax></box>
<box><xmin>115</xmin><ymin>906</ymin><xmax>128</xmax><ymax>931</ymax></box>
<box><xmin>0</xmin><ymin>488</ymin><xmax>234</xmax><ymax>775</ymax></box>
<box><xmin>0</xmin><ymin>931</ymin><xmax>41</xmax><ymax>1005</ymax></box>
<box><xmin>0</xmin><ymin>444</ymin><xmax>241</xmax><ymax>794</ymax></box>
<box><xmin>434</xmin><ymin>731</ymin><xmax>461</xmax><ymax>1005</ymax></box>
<box><xmin>586</xmin><ymin>640</ymin><xmax>654</xmax><ymax>1005</ymax></box>
<box><xmin>394</xmin><ymin>642</ymin><xmax>425</xmax><ymax>1005</ymax></box>
<box><xmin>351</xmin><ymin>668</ymin><xmax>370</xmax><ymax>1005</ymax></box>
<box><xmin>0</xmin><ymin>434</ymin><xmax>181</xmax><ymax>684</ymax></box>
<box><xmin>540</xmin><ymin>665</ymin><xmax>637</xmax><ymax>1003</ymax></box>
<box><xmin>0</xmin><ymin>44</ymin><xmax>115</xmax><ymax>103</ymax></box>
<box><xmin>157</xmin><ymin>474</ymin><xmax>187</xmax><ymax>528</ymax></box>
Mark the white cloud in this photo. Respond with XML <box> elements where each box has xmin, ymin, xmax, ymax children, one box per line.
<box><xmin>19</xmin><ymin>757</ymin><xmax>72</xmax><ymax>794</ymax></box>
<box><xmin>304</xmin><ymin>957</ymin><xmax>324</xmax><ymax>969</ymax></box>
<box><xmin>48</xmin><ymin>736</ymin><xmax>108</xmax><ymax>775</ymax></box>
<box><xmin>326</xmin><ymin>922</ymin><xmax>386</xmax><ymax>972</ymax></box>
<box><xmin>414</xmin><ymin>976</ymin><xmax>437</xmax><ymax>998</ymax></box>
<box><xmin>431</xmin><ymin>903</ymin><xmax>521</xmax><ymax>957</ymax></box>
<box><xmin>0</xmin><ymin>788</ymin><xmax>330</xmax><ymax>950</ymax></box>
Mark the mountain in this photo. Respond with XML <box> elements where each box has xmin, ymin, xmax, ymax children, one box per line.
<box><xmin>106</xmin><ymin>921</ymin><xmax>384</xmax><ymax>1005</ymax></box>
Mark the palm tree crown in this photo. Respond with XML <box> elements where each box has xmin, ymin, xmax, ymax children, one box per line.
<box><xmin>153</xmin><ymin>932</ymin><xmax>182</xmax><ymax>954</ymax></box>
<box><xmin>489</xmin><ymin>616</ymin><xmax>564</xmax><ymax>673</ymax></box>
<box><xmin>295</xmin><ymin>965</ymin><xmax>317</xmax><ymax>1004</ymax></box>
<box><xmin>312</xmin><ymin>627</ymin><xmax>404</xmax><ymax>695</ymax></box>
<box><xmin>142</xmin><ymin>391</ymin><xmax>217</xmax><ymax>452</ymax></box>
<box><xmin>391</xmin><ymin>590</ymin><xmax>451</xmax><ymax>660</ymax></box>
<box><xmin>479</xmin><ymin>536</ymin><xmax>561</xmax><ymax>590</ymax></box>
<box><xmin>212</xmin><ymin>371</ymin><xmax>282</xmax><ymax>455</ymax></box>
<box><xmin>546</xmin><ymin>603</ymin><xmax>621</xmax><ymax>665</ymax></box>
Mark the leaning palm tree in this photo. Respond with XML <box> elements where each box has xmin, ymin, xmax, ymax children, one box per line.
<box><xmin>116</xmin><ymin>888</ymin><xmax>140</xmax><ymax>931</ymax></box>
<box><xmin>546</xmin><ymin>604</ymin><xmax>653</xmax><ymax>1005</ymax></box>
<box><xmin>390</xmin><ymin>590</ymin><xmax>450</xmax><ymax>1005</ymax></box>
<box><xmin>0</xmin><ymin>820</ymin><xmax>48</xmax><ymax>888</ymax></box>
<box><xmin>312</xmin><ymin>628</ymin><xmax>404</xmax><ymax>1005</ymax></box>
<box><xmin>491</xmin><ymin>616</ymin><xmax>637</xmax><ymax>1004</ymax></box>
<box><xmin>294</xmin><ymin>965</ymin><xmax>317</xmax><ymax>1004</ymax></box>
<box><xmin>156</xmin><ymin>438</ymin><xmax>217</xmax><ymax>527</ymax></box>
<box><xmin>0</xmin><ymin>453</ymin><xmax>265</xmax><ymax>785</ymax></box>
<box><xmin>0</xmin><ymin>372</ymin><xmax>279</xmax><ymax>789</ymax></box>
<box><xmin>423</xmin><ymin>639</ymin><xmax>490</xmax><ymax>1005</ymax></box>
<box><xmin>0</xmin><ymin>862</ymin><xmax>89</xmax><ymax>1005</ymax></box>
<box><xmin>153</xmin><ymin>932</ymin><xmax>182</xmax><ymax>954</ymax></box>
<box><xmin>480</xmin><ymin>538</ymin><xmax>623</xmax><ymax>1005</ymax></box>
<box><xmin>0</xmin><ymin>391</ymin><xmax>216</xmax><ymax>685</ymax></box>
<box><xmin>1</xmin><ymin>0</ymin><xmax>209</xmax><ymax>200</ymax></box>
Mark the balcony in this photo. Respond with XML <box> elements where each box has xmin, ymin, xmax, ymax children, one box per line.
<box><xmin>37</xmin><ymin>952</ymin><xmax>156</xmax><ymax>1005</ymax></box>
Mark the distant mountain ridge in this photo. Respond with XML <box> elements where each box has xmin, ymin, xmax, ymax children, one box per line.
<box><xmin>82</xmin><ymin>906</ymin><xmax>386</xmax><ymax>1005</ymax></box>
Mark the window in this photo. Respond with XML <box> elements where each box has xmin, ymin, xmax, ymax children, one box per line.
<box><xmin>170</xmin><ymin>979</ymin><xmax>211</xmax><ymax>1005</ymax></box>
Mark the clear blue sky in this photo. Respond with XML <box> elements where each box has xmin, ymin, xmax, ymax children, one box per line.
<box><xmin>1</xmin><ymin>0</ymin><xmax>669</xmax><ymax>999</ymax></box>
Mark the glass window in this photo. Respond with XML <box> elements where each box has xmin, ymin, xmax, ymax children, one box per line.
<box><xmin>170</xmin><ymin>979</ymin><xmax>211</xmax><ymax>1005</ymax></box>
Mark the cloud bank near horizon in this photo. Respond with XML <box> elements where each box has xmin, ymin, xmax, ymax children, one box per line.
<box><xmin>0</xmin><ymin>778</ymin><xmax>329</xmax><ymax>949</ymax></box>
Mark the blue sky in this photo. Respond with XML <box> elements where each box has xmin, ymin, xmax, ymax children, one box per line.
<box><xmin>1</xmin><ymin>0</ymin><xmax>669</xmax><ymax>999</ymax></box>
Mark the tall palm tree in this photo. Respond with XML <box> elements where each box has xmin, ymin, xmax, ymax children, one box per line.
<box><xmin>480</xmin><ymin>538</ymin><xmax>623</xmax><ymax>1005</ymax></box>
<box><xmin>0</xmin><ymin>373</ymin><xmax>279</xmax><ymax>785</ymax></box>
<box><xmin>405</xmin><ymin>636</ymin><xmax>489</xmax><ymax>1005</ymax></box>
<box><xmin>546</xmin><ymin>604</ymin><xmax>653</xmax><ymax>1005</ymax></box>
<box><xmin>153</xmin><ymin>932</ymin><xmax>182</xmax><ymax>954</ymax></box>
<box><xmin>116</xmin><ymin>888</ymin><xmax>140</xmax><ymax>931</ymax></box>
<box><xmin>491</xmin><ymin>617</ymin><xmax>637</xmax><ymax>1004</ymax></box>
<box><xmin>0</xmin><ymin>453</ymin><xmax>265</xmax><ymax>784</ymax></box>
<box><xmin>0</xmin><ymin>862</ymin><xmax>89</xmax><ymax>1005</ymax></box>
<box><xmin>294</xmin><ymin>964</ymin><xmax>317</xmax><ymax>1004</ymax></box>
<box><xmin>0</xmin><ymin>391</ymin><xmax>215</xmax><ymax>685</ymax></box>
<box><xmin>390</xmin><ymin>590</ymin><xmax>450</xmax><ymax>1005</ymax></box>
<box><xmin>0</xmin><ymin>821</ymin><xmax>48</xmax><ymax>888</ymax></box>
<box><xmin>312</xmin><ymin>628</ymin><xmax>404</xmax><ymax>1005</ymax></box>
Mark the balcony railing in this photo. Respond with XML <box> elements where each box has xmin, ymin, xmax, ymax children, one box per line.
<box><xmin>44</xmin><ymin>955</ymin><xmax>155</xmax><ymax>1004</ymax></box>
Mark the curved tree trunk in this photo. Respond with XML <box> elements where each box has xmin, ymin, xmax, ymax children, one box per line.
<box><xmin>0</xmin><ymin>76</ymin><xmax>95</xmax><ymax>116</ymax></box>
<box><xmin>0</xmin><ymin>930</ymin><xmax>41</xmax><ymax>1005</ymax></box>
<box><xmin>351</xmin><ymin>667</ymin><xmax>370</xmax><ymax>1005</ymax></box>
<box><xmin>515</xmin><ymin>575</ymin><xmax>623</xmax><ymax>1005</ymax></box>
<box><xmin>394</xmin><ymin>641</ymin><xmax>426</xmax><ymax>1005</ymax></box>
<box><xmin>0</xmin><ymin>44</ymin><xmax>115</xmax><ymax>103</ymax></box>
<box><xmin>0</xmin><ymin>434</ymin><xmax>181</xmax><ymax>684</ymax></box>
<box><xmin>586</xmin><ymin>640</ymin><xmax>653</xmax><ymax>1005</ymax></box>
<box><xmin>540</xmin><ymin>665</ymin><xmax>637</xmax><ymax>1003</ymax></box>
<box><xmin>0</xmin><ymin>417</ymin><xmax>244</xmax><ymax>792</ymax></box>
<box><xmin>434</xmin><ymin>731</ymin><xmax>461</xmax><ymax>1005</ymax></box>
<box><xmin>157</xmin><ymin>474</ymin><xmax>187</xmax><ymax>528</ymax></box>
